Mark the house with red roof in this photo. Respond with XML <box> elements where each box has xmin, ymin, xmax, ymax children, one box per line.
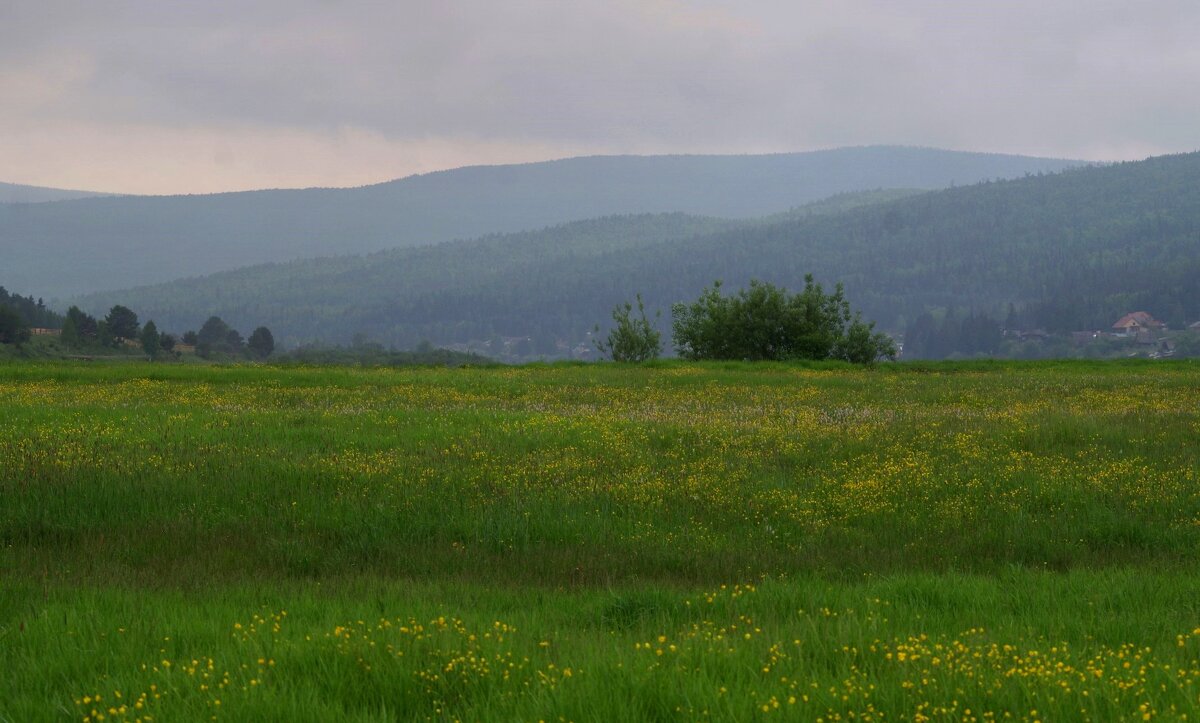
<box><xmin>1112</xmin><ymin>312</ymin><xmax>1164</xmax><ymax>337</ymax></box>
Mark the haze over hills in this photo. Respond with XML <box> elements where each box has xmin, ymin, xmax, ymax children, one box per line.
<box><xmin>77</xmin><ymin>152</ymin><xmax>1200</xmax><ymax>355</ymax></box>
<box><xmin>3</xmin><ymin>146</ymin><xmax>1084</xmax><ymax>299</ymax></box>
<box><xmin>73</xmin><ymin>190</ymin><xmax>923</xmax><ymax>349</ymax></box>
<box><xmin>0</xmin><ymin>182</ymin><xmax>112</xmax><ymax>204</ymax></box>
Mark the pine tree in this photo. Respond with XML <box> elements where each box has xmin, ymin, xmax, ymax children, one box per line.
<box><xmin>140</xmin><ymin>321</ymin><xmax>160</xmax><ymax>360</ymax></box>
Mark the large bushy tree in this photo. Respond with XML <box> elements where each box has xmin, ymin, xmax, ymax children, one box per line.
<box><xmin>196</xmin><ymin>316</ymin><xmax>231</xmax><ymax>357</ymax></box>
<box><xmin>105</xmin><ymin>305</ymin><xmax>140</xmax><ymax>341</ymax></box>
<box><xmin>61</xmin><ymin>306</ymin><xmax>100</xmax><ymax>347</ymax></box>
<box><xmin>196</xmin><ymin>316</ymin><xmax>248</xmax><ymax>358</ymax></box>
<box><xmin>247</xmin><ymin>326</ymin><xmax>275</xmax><ymax>359</ymax></box>
<box><xmin>671</xmin><ymin>277</ymin><xmax>895</xmax><ymax>363</ymax></box>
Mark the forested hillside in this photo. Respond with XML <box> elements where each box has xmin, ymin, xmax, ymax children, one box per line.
<box><xmin>78</xmin><ymin>152</ymin><xmax>1200</xmax><ymax>356</ymax></box>
<box><xmin>74</xmin><ymin>213</ymin><xmax>738</xmax><ymax>349</ymax></box>
<box><xmin>605</xmin><ymin>151</ymin><xmax>1200</xmax><ymax>335</ymax></box>
<box><xmin>4</xmin><ymin>147</ymin><xmax>1080</xmax><ymax>298</ymax></box>
<box><xmin>76</xmin><ymin>191</ymin><xmax>922</xmax><ymax>349</ymax></box>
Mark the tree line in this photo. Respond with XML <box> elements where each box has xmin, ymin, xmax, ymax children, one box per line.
<box><xmin>60</xmin><ymin>305</ymin><xmax>275</xmax><ymax>360</ymax></box>
<box><xmin>0</xmin><ymin>286</ymin><xmax>63</xmax><ymax>344</ymax></box>
<box><xmin>0</xmin><ymin>288</ymin><xmax>275</xmax><ymax>361</ymax></box>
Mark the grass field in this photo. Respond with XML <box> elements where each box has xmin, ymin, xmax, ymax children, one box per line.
<box><xmin>2</xmin><ymin>360</ymin><xmax>1199</xmax><ymax>721</ymax></box>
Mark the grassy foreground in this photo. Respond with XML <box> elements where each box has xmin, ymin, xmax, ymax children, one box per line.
<box><xmin>2</xmin><ymin>360</ymin><xmax>1199</xmax><ymax>721</ymax></box>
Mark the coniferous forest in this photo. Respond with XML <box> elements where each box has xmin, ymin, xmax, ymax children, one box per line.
<box><xmin>74</xmin><ymin>152</ymin><xmax>1200</xmax><ymax>357</ymax></box>
<box><xmin>0</xmin><ymin>287</ymin><xmax>63</xmax><ymax>329</ymax></box>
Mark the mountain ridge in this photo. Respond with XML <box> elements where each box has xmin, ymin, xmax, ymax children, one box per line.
<box><xmin>4</xmin><ymin>146</ymin><xmax>1085</xmax><ymax>298</ymax></box>
<box><xmin>74</xmin><ymin>152</ymin><xmax>1200</xmax><ymax>354</ymax></box>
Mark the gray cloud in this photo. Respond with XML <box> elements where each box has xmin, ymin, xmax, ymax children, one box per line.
<box><xmin>3</xmin><ymin>0</ymin><xmax>1199</xmax><ymax>192</ymax></box>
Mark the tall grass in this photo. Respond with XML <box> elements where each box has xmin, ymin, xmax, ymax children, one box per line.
<box><xmin>1</xmin><ymin>361</ymin><xmax>1198</xmax><ymax>720</ymax></box>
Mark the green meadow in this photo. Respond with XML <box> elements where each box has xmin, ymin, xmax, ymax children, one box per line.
<box><xmin>2</xmin><ymin>361</ymin><xmax>1199</xmax><ymax>722</ymax></box>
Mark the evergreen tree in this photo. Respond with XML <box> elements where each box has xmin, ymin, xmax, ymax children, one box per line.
<box><xmin>0</xmin><ymin>305</ymin><xmax>30</xmax><ymax>345</ymax></box>
<box><xmin>196</xmin><ymin>316</ymin><xmax>233</xmax><ymax>357</ymax></box>
<box><xmin>140</xmin><ymin>320</ymin><xmax>160</xmax><ymax>360</ymax></box>
<box><xmin>60</xmin><ymin>314</ymin><xmax>80</xmax><ymax>347</ymax></box>
<box><xmin>0</xmin><ymin>287</ymin><xmax>64</xmax><ymax>329</ymax></box>
<box><xmin>105</xmin><ymin>305</ymin><xmax>140</xmax><ymax>341</ymax></box>
<box><xmin>225</xmin><ymin>328</ymin><xmax>245</xmax><ymax>354</ymax></box>
<box><xmin>247</xmin><ymin>327</ymin><xmax>275</xmax><ymax>359</ymax></box>
<box><xmin>97</xmin><ymin>320</ymin><xmax>115</xmax><ymax>348</ymax></box>
<box><xmin>63</xmin><ymin>307</ymin><xmax>100</xmax><ymax>347</ymax></box>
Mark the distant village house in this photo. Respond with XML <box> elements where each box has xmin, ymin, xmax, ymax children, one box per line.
<box><xmin>1111</xmin><ymin>311</ymin><xmax>1164</xmax><ymax>337</ymax></box>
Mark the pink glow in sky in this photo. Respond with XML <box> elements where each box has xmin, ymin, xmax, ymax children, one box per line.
<box><xmin>3</xmin><ymin>0</ymin><xmax>1198</xmax><ymax>194</ymax></box>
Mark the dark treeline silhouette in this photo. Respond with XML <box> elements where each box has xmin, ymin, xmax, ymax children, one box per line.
<box><xmin>0</xmin><ymin>293</ymin><xmax>275</xmax><ymax>362</ymax></box>
<box><xmin>0</xmin><ymin>286</ymin><xmax>63</xmax><ymax>329</ymax></box>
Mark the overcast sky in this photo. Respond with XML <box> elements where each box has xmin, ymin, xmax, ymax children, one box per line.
<box><xmin>3</xmin><ymin>0</ymin><xmax>1198</xmax><ymax>194</ymax></box>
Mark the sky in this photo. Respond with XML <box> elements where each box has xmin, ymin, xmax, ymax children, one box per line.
<box><xmin>3</xmin><ymin>0</ymin><xmax>1199</xmax><ymax>195</ymax></box>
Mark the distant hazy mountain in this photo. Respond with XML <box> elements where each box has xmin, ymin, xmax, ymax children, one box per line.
<box><xmin>79</xmin><ymin>152</ymin><xmax>1200</xmax><ymax>354</ymax></box>
<box><xmin>0</xmin><ymin>182</ymin><xmax>111</xmax><ymax>204</ymax></box>
<box><xmin>77</xmin><ymin>190</ymin><xmax>922</xmax><ymax>347</ymax></box>
<box><xmin>74</xmin><ymin>212</ymin><xmax>742</xmax><ymax>347</ymax></box>
<box><xmin>4</xmin><ymin>146</ymin><xmax>1082</xmax><ymax>298</ymax></box>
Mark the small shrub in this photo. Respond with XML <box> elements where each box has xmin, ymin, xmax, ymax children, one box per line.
<box><xmin>595</xmin><ymin>294</ymin><xmax>662</xmax><ymax>362</ymax></box>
